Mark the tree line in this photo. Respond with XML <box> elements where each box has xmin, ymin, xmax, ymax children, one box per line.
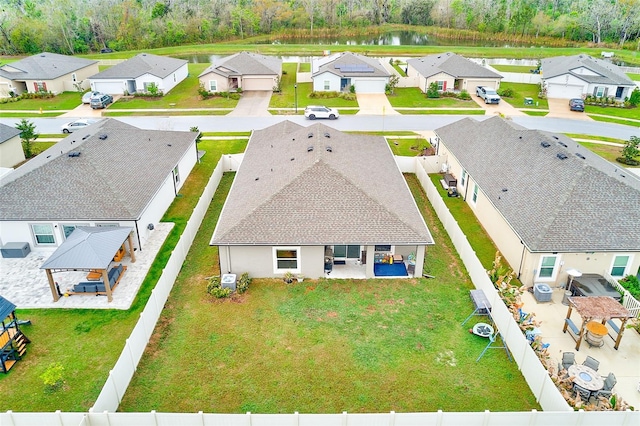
<box><xmin>1</xmin><ymin>0</ymin><xmax>639</xmax><ymax>55</ymax></box>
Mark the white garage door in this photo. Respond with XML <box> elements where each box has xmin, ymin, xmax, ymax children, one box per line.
<box><xmin>93</xmin><ymin>81</ymin><xmax>124</xmax><ymax>95</ymax></box>
<box><xmin>242</xmin><ymin>78</ymin><xmax>274</xmax><ymax>91</ymax></box>
<box><xmin>546</xmin><ymin>83</ymin><xmax>583</xmax><ymax>99</ymax></box>
<box><xmin>466</xmin><ymin>80</ymin><xmax>495</xmax><ymax>91</ymax></box>
<box><xmin>354</xmin><ymin>79</ymin><xmax>386</xmax><ymax>93</ymax></box>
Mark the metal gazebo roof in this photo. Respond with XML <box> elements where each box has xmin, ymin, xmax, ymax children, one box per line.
<box><xmin>40</xmin><ymin>226</ymin><xmax>133</xmax><ymax>271</ymax></box>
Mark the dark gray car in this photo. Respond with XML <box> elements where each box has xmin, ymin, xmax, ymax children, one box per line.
<box><xmin>90</xmin><ymin>94</ymin><xmax>113</xmax><ymax>109</ymax></box>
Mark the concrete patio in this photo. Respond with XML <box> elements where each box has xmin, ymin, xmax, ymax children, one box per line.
<box><xmin>0</xmin><ymin>223</ymin><xmax>172</xmax><ymax>310</ymax></box>
<box><xmin>519</xmin><ymin>286</ymin><xmax>640</xmax><ymax>409</ymax></box>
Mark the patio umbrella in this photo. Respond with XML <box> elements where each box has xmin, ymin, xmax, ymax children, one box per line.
<box><xmin>565</xmin><ymin>268</ymin><xmax>582</xmax><ymax>289</ymax></box>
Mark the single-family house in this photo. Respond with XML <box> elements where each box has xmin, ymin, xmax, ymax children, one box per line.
<box><xmin>407</xmin><ymin>52</ymin><xmax>503</xmax><ymax>94</ymax></box>
<box><xmin>89</xmin><ymin>53</ymin><xmax>188</xmax><ymax>95</ymax></box>
<box><xmin>0</xmin><ymin>123</ymin><xmax>24</xmax><ymax>168</ymax></box>
<box><xmin>311</xmin><ymin>52</ymin><xmax>390</xmax><ymax>93</ymax></box>
<box><xmin>210</xmin><ymin>121</ymin><xmax>434</xmax><ymax>279</ymax></box>
<box><xmin>435</xmin><ymin>116</ymin><xmax>640</xmax><ymax>288</ymax></box>
<box><xmin>198</xmin><ymin>52</ymin><xmax>282</xmax><ymax>92</ymax></box>
<box><xmin>0</xmin><ymin>119</ymin><xmax>199</xmax><ymax>252</ymax></box>
<box><xmin>541</xmin><ymin>54</ymin><xmax>636</xmax><ymax>100</ymax></box>
<box><xmin>0</xmin><ymin>52</ymin><xmax>97</xmax><ymax>97</ymax></box>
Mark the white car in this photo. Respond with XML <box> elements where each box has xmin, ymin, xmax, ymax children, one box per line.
<box><xmin>61</xmin><ymin>119</ymin><xmax>94</xmax><ymax>133</ymax></box>
<box><xmin>304</xmin><ymin>105</ymin><xmax>339</xmax><ymax>120</ymax></box>
<box><xmin>82</xmin><ymin>91</ymin><xmax>102</xmax><ymax>104</ymax></box>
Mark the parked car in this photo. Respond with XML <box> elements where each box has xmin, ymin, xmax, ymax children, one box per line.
<box><xmin>569</xmin><ymin>98</ymin><xmax>585</xmax><ymax>112</ymax></box>
<box><xmin>82</xmin><ymin>91</ymin><xmax>102</xmax><ymax>104</ymax></box>
<box><xmin>304</xmin><ymin>105</ymin><xmax>339</xmax><ymax>120</ymax></box>
<box><xmin>100</xmin><ymin>48</ymin><xmax>113</xmax><ymax>53</ymax></box>
<box><xmin>90</xmin><ymin>94</ymin><xmax>113</xmax><ymax>109</ymax></box>
<box><xmin>476</xmin><ymin>86</ymin><xmax>501</xmax><ymax>104</ymax></box>
<box><xmin>61</xmin><ymin>119</ymin><xmax>94</xmax><ymax>133</ymax></box>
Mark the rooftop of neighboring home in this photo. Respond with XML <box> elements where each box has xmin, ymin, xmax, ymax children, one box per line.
<box><xmin>541</xmin><ymin>54</ymin><xmax>635</xmax><ymax>86</ymax></box>
<box><xmin>312</xmin><ymin>52</ymin><xmax>390</xmax><ymax>78</ymax></box>
<box><xmin>0</xmin><ymin>52</ymin><xmax>97</xmax><ymax>81</ymax></box>
<box><xmin>407</xmin><ymin>52</ymin><xmax>502</xmax><ymax>79</ymax></box>
<box><xmin>435</xmin><ymin>116</ymin><xmax>640</xmax><ymax>253</ymax></box>
<box><xmin>0</xmin><ymin>123</ymin><xmax>20</xmax><ymax>143</ymax></box>
<box><xmin>0</xmin><ymin>119</ymin><xmax>197</xmax><ymax>221</ymax></box>
<box><xmin>211</xmin><ymin>121</ymin><xmax>433</xmax><ymax>246</ymax></box>
<box><xmin>89</xmin><ymin>53</ymin><xmax>187</xmax><ymax>79</ymax></box>
<box><xmin>198</xmin><ymin>51</ymin><xmax>282</xmax><ymax>78</ymax></box>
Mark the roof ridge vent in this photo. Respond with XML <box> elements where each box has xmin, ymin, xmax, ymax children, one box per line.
<box><xmin>556</xmin><ymin>153</ymin><xmax>568</xmax><ymax>160</ymax></box>
<box><xmin>324</xmin><ymin>132</ymin><xmax>330</xmax><ymax>138</ymax></box>
<box><xmin>68</xmin><ymin>151</ymin><xmax>81</xmax><ymax>157</ymax></box>
<box><xmin>541</xmin><ymin>141</ymin><xmax>551</xmax><ymax>148</ymax></box>
<box><xmin>308</xmin><ymin>132</ymin><xmax>313</xmax><ymax>138</ymax></box>
<box><xmin>326</xmin><ymin>146</ymin><xmax>332</xmax><ymax>152</ymax></box>
<box><xmin>575</xmin><ymin>153</ymin><xmax>586</xmax><ymax>159</ymax></box>
<box><xmin>99</xmin><ymin>134</ymin><xmax>107</xmax><ymax>140</ymax></box>
<box><xmin>558</xmin><ymin>141</ymin><xmax>568</xmax><ymax>147</ymax></box>
<box><xmin>307</xmin><ymin>146</ymin><xmax>314</xmax><ymax>152</ymax></box>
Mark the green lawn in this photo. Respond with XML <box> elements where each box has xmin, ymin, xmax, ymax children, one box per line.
<box><xmin>563</xmin><ymin>133</ymin><xmax>625</xmax><ymax>144</ymax></box>
<box><xmin>627</xmin><ymin>73</ymin><xmax>640</xmax><ymax>80</ymax></box>
<box><xmin>398</xmin><ymin>109</ymin><xmax>485</xmax><ymax>115</ymax></box>
<box><xmin>388</xmin><ymin>88</ymin><xmax>480</xmax><ymax>108</ymax></box>
<box><xmin>0</xmin><ymin>137</ymin><xmax>248</xmax><ymax>412</ymax></box>
<box><xmin>586</xmin><ymin>105</ymin><xmax>640</xmax><ymax>120</ymax></box>
<box><xmin>498</xmin><ymin>83</ymin><xmax>548</xmax><ymax>109</ymax></box>
<box><xmin>299</xmin><ymin>62</ymin><xmax>311</xmax><ymax>72</ymax></box>
<box><xmin>119</xmin><ymin>173</ymin><xmax>539</xmax><ymax>413</ymax></box>
<box><xmin>0</xmin><ymin>92</ymin><xmax>81</xmax><ymax>111</ymax></box>
<box><xmin>491</xmin><ymin>65</ymin><xmax>536</xmax><ymax>73</ymax></box>
<box><xmin>523</xmin><ymin>111</ymin><xmax>548</xmax><ymax>116</ymax></box>
<box><xmin>578</xmin><ymin>142</ymin><xmax>640</xmax><ymax>166</ymax></box>
<box><xmin>392</xmin><ymin>62</ymin><xmax>407</xmax><ymax>76</ymax></box>
<box><xmin>387</xmin><ymin>138</ymin><xmax>430</xmax><ymax>156</ymax></box>
<box><xmin>109</xmin><ymin>63</ymin><xmax>238</xmax><ymax>110</ymax></box>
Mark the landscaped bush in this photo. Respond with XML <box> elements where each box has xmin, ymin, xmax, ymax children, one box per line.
<box><xmin>309</xmin><ymin>91</ymin><xmax>341</xmax><ymax>99</ymax></box>
<box><xmin>497</xmin><ymin>87</ymin><xmax>514</xmax><ymax>97</ymax></box>
<box><xmin>619</xmin><ymin>275</ymin><xmax>640</xmax><ymax>299</ymax></box>
<box><xmin>236</xmin><ymin>272</ymin><xmax>251</xmax><ymax>294</ymax></box>
<box><xmin>426</xmin><ymin>82</ymin><xmax>439</xmax><ymax>98</ymax></box>
<box><xmin>457</xmin><ymin>90</ymin><xmax>471</xmax><ymax>100</ymax></box>
<box><xmin>206</xmin><ymin>276</ymin><xmax>231</xmax><ymax>298</ymax></box>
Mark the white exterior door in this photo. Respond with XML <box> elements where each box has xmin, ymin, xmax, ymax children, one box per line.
<box><xmin>354</xmin><ymin>79</ymin><xmax>386</xmax><ymax>93</ymax></box>
<box><xmin>546</xmin><ymin>83</ymin><xmax>584</xmax><ymax>99</ymax></box>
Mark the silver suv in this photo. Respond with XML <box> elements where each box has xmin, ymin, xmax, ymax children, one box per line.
<box><xmin>304</xmin><ymin>105</ymin><xmax>339</xmax><ymax>120</ymax></box>
<box><xmin>90</xmin><ymin>94</ymin><xmax>113</xmax><ymax>109</ymax></box>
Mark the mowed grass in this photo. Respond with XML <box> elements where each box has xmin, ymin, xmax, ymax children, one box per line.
<box><xmin>578</xmin><ymin>142</ymin><xmax>640</xmax><ymax>166</ymax></box>
<box><xmin>388</xmin><ymin>88</ymin><xmax>480</xmax><ymax>108</ymax></box>
<box><xmin>0</xmin><ymin>92</ymin><xmax>81</xmax><ymax>111</ymax></box>
<box><xmin>109</xmin><ymin>63</ymin><xmax>239</xmax><ymax>110</ymax></box>
<box><xmin>387</xmin><ymin>138</ymin><xmax>430</xmax><ymax>156</ymax></box>
<box><xmin>119</xmin><ymin>174</ymin><xmax>539</xmax><ymax>413</ymax></box>
<box><xmin>0</xmin><ymin>138</ymin><xmax>247</xmax><ymax>412</ymax></box>
<box><xmin>586</xmin><ymin>104</ymin><xmax>640</xmax><ymax>120</ymax></box>
<box><xmin>499</xmin><ymin>83</ymin><xmax>548</xmax><ymax>109</ymax></box>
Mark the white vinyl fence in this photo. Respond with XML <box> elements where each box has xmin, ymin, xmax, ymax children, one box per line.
<box><xmin>603</xmin><ymin>272</ymin><xmax>640</xmax><ymax>318</ymax></box>
<box><xmin>4</xmin><ymin>155</ymin><xmax>639</xmax><ymax>426</ymax></box>
<box><xmin>499</xmin><ymin>72</ymin><xmax>541</xmax><ymax>85</ymax></box>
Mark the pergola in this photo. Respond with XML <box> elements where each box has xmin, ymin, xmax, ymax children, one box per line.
<box><xmin>563</xmin><ymin>296</ymin><xmax>632</xmax><ymax>350</ymax></box>
<box><xmin>40</xmin><ymin>226</ymin><xmax>136</xmax><ymax>303</ymax></box>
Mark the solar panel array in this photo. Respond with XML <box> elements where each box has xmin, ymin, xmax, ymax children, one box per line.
<box><xmin>334</xmin><ymin>64</ymin><xmax>374</xmax><ymax>73</ymax></box>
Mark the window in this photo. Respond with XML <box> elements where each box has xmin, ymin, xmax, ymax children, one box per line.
<box><xmin>595</xmin><ymin>86</ymin><xmax>605</xmax><ymax>97</ymax></box>
<box><xmin>143</xmin><ymin>82</ymin><xmax>156</xmax><ymax>92</ymax></box>
<box><xmin>34</xmin><ymin>81</ymin><xmax>46</xmax><ymax>92</ymax></box>
<box><xmin>209</xmin><ymin>80</ymin><xmax>217</xmax><ymax>92</ymax></box>
<box><xmin>538</xmin><ymin>256</ymin><xmax>557</xmax><ymax>278</ymax></box>
<box><xmin>611</xmin><ymin>255</ymin><xmax>630</xmax><ymax>277</ymax></box>
<box><xmin>461</xmin><ymin>170</ymin><xmax>467</xmax><ymax>187</ymax></box>
<box><xmin>472</xmin><ymin>184</ymin><xmax>479</xmax><ymax>204</ymax></box>
<box><xmin>436</xmin><ymin>80</ymin><xmax>446</xmax><ymax>91</ymax></box>
<box><xmin>324</xmin><ymin>80</ymin><xmax>330</xmax><ymax>90</ymax></box>
<box><xmin>61</xmin><ymin>224</ymin><xmax>88</xmax><ymax>239</ymax></box>
<box><xmin>173</xmin><ymin>165</ymin><xmax>180</xmax><ymax>185</ymax></box>
<box><xmin>31</xmin><ymin>224</ymin><xmax>55</xmax><ymax>245</ymax></box>
<box><xmin>273</xmin><ymin>247</ymin><xmax>300</xmax><ymax>273</ymax></box>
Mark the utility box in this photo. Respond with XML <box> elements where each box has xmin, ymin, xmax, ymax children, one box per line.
<box><xmin>524</xmin><ymin>97</ymin><xmax>533</xmax><ymax>105</ymax></box>
<box><xmin>533</xmin><ymin>283</ymin><xmax>553</xmax><ymax>303</ymax></box>
<box><xmin>1</xmin><ymin>242</ymin><xmax>31</xmax><ymax>258</ymax></box>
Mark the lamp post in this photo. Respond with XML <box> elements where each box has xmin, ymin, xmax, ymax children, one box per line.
<box><xmin>294</xmin><ymin>84</ymin><xmax>298</xmax><ymax>114</ymax></box>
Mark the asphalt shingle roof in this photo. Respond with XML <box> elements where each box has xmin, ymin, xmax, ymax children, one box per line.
<box><xmin>435</xmin><ymin>116</ymin><xmax>640</xmax><ymax>253</ymax></box>
<box><xmin>542</xmin><ymin>54</ymin><xmax>635</xmax><ymax>86</ymax></box>
<box><xmin>0</xmin><ymin>123</ymin><xmax>20</xmax><ymax>144</ymax></box>
<box><xmin>198</xmin><ymin>52</ymin><xmax>282</xmax><ymax>78</ymax></box>
<box><xmin>89</xmin><ymin>53</ymin><xmax>187</xmax><ymax>79</ymax></box>
<box><xmin>211</xmin><ymin>121</ymin><xmax>433</xmax><ymax>246</ymax></box>
<box><xmin>312</xmin><ymin>52</ymin><xmax>390</xmax><ymax>78</ymax></box>
<box><xmin>407</xmin><ymin>52</ymin><xmax>502</xmax><ymax>79</ymax></box>
<box><xmin>0</xmin><ymin>119</ymin><xmax>197</xmax><ymax>221</ymax></box>
<box><xmin>0</xmin><ymin>52</ymin><xmax>97</xmax><ymax>81</ymax></box>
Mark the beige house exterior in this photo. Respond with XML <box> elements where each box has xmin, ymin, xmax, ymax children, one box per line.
<box><xmin>407</xmin><ymin>53</ymin><xmax>502</xmax><ymax>94</ymax></box>
<box><xmin>435</xmin><ymin>116</ymin><xmax>640</xmax><ymax>288</ymax></box>
<box><xmin>0</xmin><ymin>124</ymin><xmax>25</xmax><ymax>168</ymax></box>
<box><xmin>0</xmin><ymin>52</ymin><xmax>97</xmax><ymax>97</ymax></box>
<box><xmin>198</xmin><ymin>52</ymin><xmax>282</xmax><ymax>93</ymax></box>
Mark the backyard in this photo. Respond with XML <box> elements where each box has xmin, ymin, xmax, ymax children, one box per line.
<box><xmin>117</xmin><ymin>173</ymin><xmax>539</xmax><ymax>413</ymax></box>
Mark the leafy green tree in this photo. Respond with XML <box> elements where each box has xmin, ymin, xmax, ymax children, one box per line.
<box><xmin>629</xmin><ymin>87</ymin><xmax>640</xmax><ymax>107</ymax></box>
<box><xmin>151</xmin><ymin>2</ymin><xmax>170</xmax><ymax>19</ymax></box>
<box><xmin>190</xmin><ymin>126</ymin><xmax>202</xmax><ymax>144</ymax></box>
<box><xmin>619</xmin><ymin>136</ymin><xmax>640</xmax><ymax>165</ymax></box>
<box><xmin>15</xmin><ymin>118</ymin><xmax>39</xmax><ymax>158</ymax></box>
<box><xmin>426</xmin><ymin>82</ymin><xmax>440</xmax><ymax>98</ymax></box>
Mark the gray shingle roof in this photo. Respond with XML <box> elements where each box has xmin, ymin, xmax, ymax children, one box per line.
<box><xmin>407</xmin><ymin>53</ymin><xmax>502</xmax><ymax>79</ymax></box>
<box><xmin>198</xmin><ymin>52</ymin><xmax>282</xmax><ymax>78</ymax></box>
<box><xmin>435</xmin><ymin>116</ymin><xmax>640</xmax><ymax>253</ymax></box>
<box><xmin>0</xmin><ymin>119</ymin><xmax>197</xmax><ymax>221</ymax></box>
<box><xmin>542</xmin><ymin>54</ymin><xmax>635</xmax><ymax>86</ymax></box>
<box><xmin>0</xmin><ymin>52</ymin><xmax>97</xmax><ymax>81</ymax></box>
<box><xmin>40</xmin><ymin>226</ymin><xmax>133</xmax><ymax>270</ymax></box>
<box><xmin>211</xmin><ymin>121</ymin><xmax>433</xmax><ymax>246</ymax></box>
<box><xmin>312</xmin><ymin>52</ymin><xmax>390</xmax><ymax>78</ymax></box>
<box><xmin>0</xmin><ymin>123</ymin><xmax>20</xmax><ymax>144</ymax></box>
<box><xmin>89</xmin><ymin>53</ymin><xmax>187</xmax><ymax>79</ymax></box>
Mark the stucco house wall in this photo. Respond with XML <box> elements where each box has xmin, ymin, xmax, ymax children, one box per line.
<box><xmin>0</xmin><ymin>135</ymin><xmax>25</xmax><ymax>168</ymax></box>
<box><xmin>312</xmin><ymin>72</ymin><xmax>342</xmax><ymax>92</ymax></box>
<box><xmin>199</xmin><ymin>73</ymin><xmax>231</xmax><ymax>93</ymax></box>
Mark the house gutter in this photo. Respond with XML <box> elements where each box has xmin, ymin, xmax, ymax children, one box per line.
<box><xmin>517</xmin><ymin>241</ymin><xmax>526</xmax><ymax>279</ymax></box>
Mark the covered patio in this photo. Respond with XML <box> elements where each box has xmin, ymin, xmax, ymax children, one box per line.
<box><xmin>40</xmin><ymin>227</ymin><xmax>136</xmax><ymax>303</ymax></box>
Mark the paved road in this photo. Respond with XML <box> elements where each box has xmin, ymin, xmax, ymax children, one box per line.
<box><xmin>2</xmin><ymin>115</ymin><xmax>638</xmax><ymax>139</ymax></box>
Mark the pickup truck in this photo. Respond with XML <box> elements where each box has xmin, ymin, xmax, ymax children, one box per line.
<box><xmin>476</xmin><ymin>86</ymin><xmax>501</xmax><ymax>104</ymax></box>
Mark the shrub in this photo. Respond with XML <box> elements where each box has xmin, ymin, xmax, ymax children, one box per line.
<box><xmin>40</xmin><ymin>363</ymin><xmax>65</xmax><ymax>392</ymax></box>
<box><xmin>237</xmin><ymin>272</ymin><xmax>251</xmax><ymax>294</ymax></box>
<box><xmin>340</xmin><ymin>92</ymin><xmax>356</xmax><ymax>101</ymax></box>
<box><xmin>206</xmin><ymin>276</ymin><xmax>231</xmax><ymax>298</ymax></box>
<box><xmin>426</xmin><ymin>82</ymin><xmax>440</xmax><ymax>98</ymax></box>
<box><xmin>619</xmin><ymin>275</ymin><xmax>640</xmax><ymax>300</ymax></box>
<box><xmin>283</xmin><ymin>271</ymin><xmax>294</xmax><ymax>284</ymax></box>
<box><xmin>457</xmin><ymin>90</ymin><xmax>471</xmax><ymax>100</ymax></box>
<box><xmin>349</xmin><ymin>84</ymin><xmax>355</xmax><ymax>94</ymax></box>
<box><xmin>497</xmin><ymin>87</ymin><xmax>514</xmax><ymax>97</ymax></box>
<box><xmin>309</xmin><ymin>91</ymin><xmax>341</xmax><ymax>99</ymax></box>
<box><xmin>198</xmin><ymin>83</ymin><xmax>212</xmax><ymax>99</ymax></box>
<box><xmin>629</xmin><ymin>87</ymin><xmax>640</xmax><ymax>107</ymax></box>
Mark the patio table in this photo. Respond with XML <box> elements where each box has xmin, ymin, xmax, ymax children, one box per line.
<box><xmin>568</xmin><ymin>364</ymin><xmax>604</xmax><ymax>394</ymax></box>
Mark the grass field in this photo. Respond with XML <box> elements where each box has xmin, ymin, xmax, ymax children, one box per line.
<box><xmin>118</xmin><ymin>173</ymin><xmax>539</xmax><ymax>413</ymax></box>
<box><xmin>0</xmin><ymin>92</ymin><xmax>81</xmax><ymax>111</ymax></box>
<box><xmin>388</xmin><ymin>88</ymin><xmax>480</xmax><ymax>108</ymax></box>
<box><xmin>586</xmin><ymin>104</ymin><xmax>640</xmax><ymax>120</ymax></box>
<box><xmin>578</xmin><ymin>142</ymin><xmax>640</xmax><ymax>166</ymax></box>
<box><xmin>498</xmin><ymin>83</ymin><xmax>548</xmax><ymax>109</ymax></box>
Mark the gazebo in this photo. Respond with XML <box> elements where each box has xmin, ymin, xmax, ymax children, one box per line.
<box><xmin>563</xmin><ymin>296</ymin><xmax>633</xmax><ymax>350</ymax></box>
<box><xmin>40</xmin><ymin>227</ymin><xmax>136</xmax><ymax>303</ymax></box>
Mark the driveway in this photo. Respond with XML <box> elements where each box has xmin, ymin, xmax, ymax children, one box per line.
<box><xmin>471</xmin><ymin>94</ymin><xmax>527</xmax><ymax>117</ymax></box>
<box><xmin>228</xmin><ymin>91</ymin><xmax>272</xmax><ymax>117</ymax></box>
<box><xmin>60</xmin><ymin>95</ymin><xmax>122</xmax><ymax>119</ymax></box>
<box><xmin>546</xmin><ymin>98</ymin><xmax>592</xmax><ymax>120</ymax></box>
<box><xmin>356</xmin><ymin>93</ymin><xmax>400</xmax><ymax>115</ymax></box>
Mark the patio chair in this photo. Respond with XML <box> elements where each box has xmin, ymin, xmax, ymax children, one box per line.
<box><xmin>573</xmin><ymin>383</ymin><xmax>592</xmax><ymax>401</ymax></box>
<box><xmin>582</xmin><ymin>355</ymin><xmax>599</xmax><ymax>371</ymax></box>
<box><xmin>601</xmin><ymin>372</ymin><xmax>617</xmax><ymax>391</ymax></box>
<box><xmin>561</xmin><ymin>352</ymin><xmax>576</xmax><ymax>370</ymax></box>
